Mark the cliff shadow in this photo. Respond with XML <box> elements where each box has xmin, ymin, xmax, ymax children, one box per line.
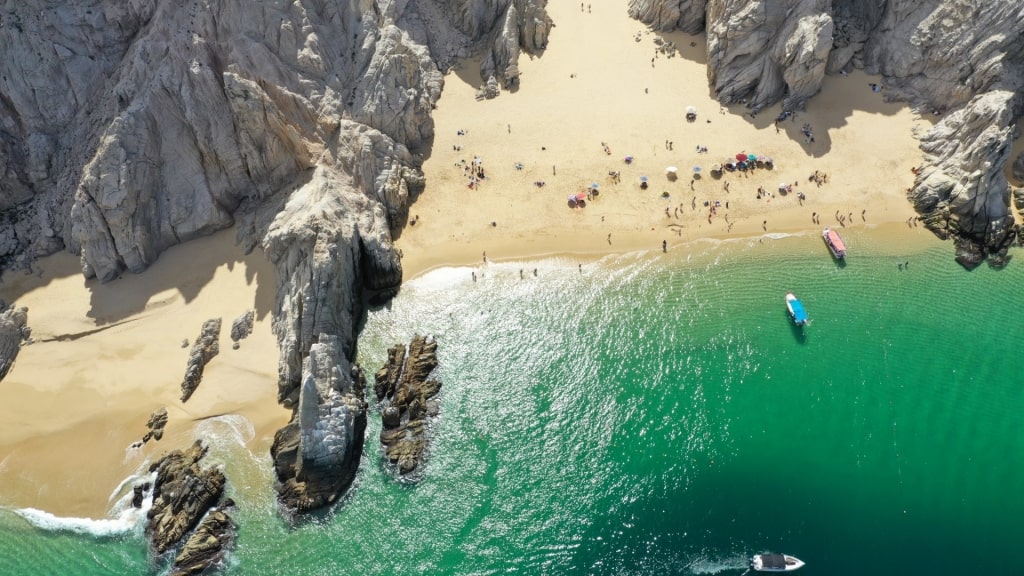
<box><xmin>82</xmin><ymin>227</ymin><xmax>275</xmax><ymax>326</ymax></box>
<box><xmin>649</xmin><ymin>30</ymin><xmax>709</xmax><ymax>67</ymax></box>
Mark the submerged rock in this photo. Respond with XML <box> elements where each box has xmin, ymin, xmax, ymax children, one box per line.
<box><xmin>375</xmin><ymin>335</ymin><xmax>441</xmax><ymax>476</ymax></box>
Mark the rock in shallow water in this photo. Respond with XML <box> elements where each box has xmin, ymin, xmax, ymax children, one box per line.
<box><xmin>146</xmin><ymin>441</ymin><xmax>226</xmax><ymax>556</ymax></box>
<box><xmin>374</xmin><ymin>335</ymin><xmax>441</xmax><ymax>476</ymax></box>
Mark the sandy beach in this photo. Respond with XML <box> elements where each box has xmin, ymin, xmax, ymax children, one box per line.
<box><xmin>0</xmin><ymin>2</ymin><xmax>946</xmax><ymax>519</ymax></box>
<box><xmin>396</xmin><ymin>1</ymin><xmax>938</xmax><ymax>278</ymax></box>
<box><xmin>0</xmin><ymin>230</ymin><xmax>288</xmax><ymax>517</ymax></box>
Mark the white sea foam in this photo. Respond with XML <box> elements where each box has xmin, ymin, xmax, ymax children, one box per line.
<box><xmin>9</xmin><ymin>502</ymin><xmax>147</xmax><ymax>538</ymax></box>
<box><xmin>194</xmin><ymin>414</ymin><xmax>255</xmax><ymax>448</ymax></box>
<box><xmin>686</xmin><ymin>555</ymin><xmax>750</xmax><ymax>575</ymax></box>
<box><xmin>6</xmin><ymin>469</ymin><xmax>156</xmax><ymax>538</ymax></box>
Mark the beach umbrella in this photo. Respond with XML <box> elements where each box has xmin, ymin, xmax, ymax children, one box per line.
<box><xmin>576</xmin><ymin>192</ymin><xmax>588</xmax><ymax>201</ymax></box>
<box><xmin>590</xmin><ymin>182</ymin><xmax>600</xmax><ymax>189</ymax></box>
<box><xmin>711</xmin><ymin>163</ymin><xmax>722</xmax><ymax>172</ymax></box>
<box><xmin>666</xmin><ymin>166</ymin><xmax>678</xmax><ymax>174</ymax></box>
<box><xmin>747</xmin><ymin>153</ymin><xmax>758</xmax><ymax>161</ymax></box>
<box><xmin>686</xmin><ymin>106</ymin><xmax>697</xmax><ymax>114</ymax></box>
<box><xmin>735</xmin><ymin>153</ymin><xmax>748</xmax><ymax>162</ymax></box>
<box><xmin>640</xmin><ymin>176</ymin><xmax>649</xmax><ymax>182</ymax></box>
<box><xmin>692</xmin><ymin>166</ymin><xmax>701</xmax><ymax>173</ymax></box>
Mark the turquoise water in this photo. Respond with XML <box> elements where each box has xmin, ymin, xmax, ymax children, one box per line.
<box><xmin>2</xmin><ymin>231</ymin><xmax>1023</xmax><ymax>575</ymax></box>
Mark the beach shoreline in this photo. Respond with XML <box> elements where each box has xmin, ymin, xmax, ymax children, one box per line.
<box><xmin>0</xmin><ymin>2</ymin><xmax>946</xmax><ymax>519</ymax></box>
<box><xmin>395</xmin><ymin>1</ymin><xmax>936</xmax><ymax>281</ymax></box>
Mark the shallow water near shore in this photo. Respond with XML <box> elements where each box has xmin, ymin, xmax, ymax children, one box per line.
<box><xmin>2</xmin><ymin>232</ymin><xmax>1022</xmax><ymax>575</ymax></box>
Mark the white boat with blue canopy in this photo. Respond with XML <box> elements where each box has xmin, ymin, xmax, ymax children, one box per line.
<box><xmin>785</xmin><ymin>292</ymin><xmax>808</xmax><ymax>326</ymax></box>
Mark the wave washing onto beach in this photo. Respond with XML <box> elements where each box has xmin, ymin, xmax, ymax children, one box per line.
<box><xmin>6</xmin><ymin>470</ymin><xmax>155</xmax><ymax>538</ymax></box>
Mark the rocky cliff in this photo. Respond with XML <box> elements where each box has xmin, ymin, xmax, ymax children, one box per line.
<box><xmin>628</xmin><ymin>0</ymin><xmax>1024</xmax><ymax>266</ymax></box>
<box><xmin>0</xmin><ymin>0</ymin><xmax>550</xmax><ymax>517</ymax></box>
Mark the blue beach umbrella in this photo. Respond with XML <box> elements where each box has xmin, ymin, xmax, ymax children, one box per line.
<box><xmin>590</xmin><ymin>182</ymin><xmax>600</xmax><ymax>189</ymax></box>
<box><xmin>692</xmin><ymin>166</ymin><xmax>702</xmax><ymax>173</ymax></box>
<box><xmin>640</xmin><ymin>176</ymin><xmax>648</xmax><ymax>182</ymax></box>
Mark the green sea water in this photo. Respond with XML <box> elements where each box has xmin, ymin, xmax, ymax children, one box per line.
<box><xmin>2</xmin><ymin>231</ymin><xmax>1023</xmax><ymax>575</ymax></box>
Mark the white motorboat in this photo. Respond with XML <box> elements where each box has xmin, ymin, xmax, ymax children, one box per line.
<box><xmin>750</xmin><ymin>553</ymin><xmax>805</xmax><ymax>572</ymax></box>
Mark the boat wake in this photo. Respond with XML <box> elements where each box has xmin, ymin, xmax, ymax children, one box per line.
<box><xmin>686</xmin><ymin>554</ymin><xmax>750</xmax><ymax>574</ymax></box>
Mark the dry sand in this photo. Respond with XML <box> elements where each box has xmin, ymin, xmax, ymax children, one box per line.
<box><xmin>0</xmin><ymin>2</ymin><xmax>946</xmax><ymax>519</ymax></box>
<box><xmin>0</xmin><ymin>230</ymin><xmax>288</xmax><ymax>517</ymax></box>
<box><xmin>396</xmin><ymin>1</ymin><xmax>939</xmax><ymax>278</ymax></box>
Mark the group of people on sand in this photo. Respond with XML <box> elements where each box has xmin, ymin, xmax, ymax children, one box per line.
<box><xmin>810</xmin><ymin>170</ymin><xmax>829</xmax><ymax>186</ymax></box>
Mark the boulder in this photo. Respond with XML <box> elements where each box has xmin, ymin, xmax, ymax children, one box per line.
<box><xmin>144</xmin><ymin>407</ymin><xmax>169</xmax><ymax>443</ymax></box>
<box><xmin>145</xmin><ymin>441</ymin><xmax>226</xmax><ymax>555</ymax></box>
<box><xmin>181</xmin><ymin>319</ymin><xmax>221</xmax><ymax>403</ymax></box>
<box><xmin>229</xmin><ymin>311</ymin><xmax>254</xmax><ymax>344</ymax></box>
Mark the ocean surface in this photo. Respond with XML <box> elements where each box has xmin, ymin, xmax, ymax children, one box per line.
<box><xmin>2</xmin><ymin>231</ymin><xmax>1023</xmax><ymax>575</ymax></box>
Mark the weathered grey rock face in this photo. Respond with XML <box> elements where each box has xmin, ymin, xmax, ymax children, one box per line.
<box><xmin>628</xmin><ymin>0</ymin><xmax>1024</xmax><ymax>261</ymax></box>
<box><xmin>270</xmin><ymin>335</ymin><xmax>367</xmax><ymax>513</ymax></box>
<box><xmin>0</xmin><ymin>306</ymin><xmax>30</xmax><ymax>383</ymax></box>
<box><xmin>629</xmin><ymin>0</ymin><xmax>707</xmax><ymax>35</ymax></box>
<box><xmin>706</xmin><ymin>0</ymin><xmax>833</xmax><ymax>111</ymax></box>
<box><xmin>909</xmin><ymin>91</ymin><xmax>1018</xmax><ymax>268</ymax></box>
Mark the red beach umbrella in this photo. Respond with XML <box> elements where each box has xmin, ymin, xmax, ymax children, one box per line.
<box><xmin>735</xmin><ymin>153</ymin><xmax>748</xmax><ymax>162</ymax></box>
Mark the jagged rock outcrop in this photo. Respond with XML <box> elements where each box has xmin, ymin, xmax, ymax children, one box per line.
<box><xmin>181</xmin><ymin>318</ymin><xmax>221</xmax><ymax>403</ymax></box>
<box><xmin>269</xmin><ymin>335</ymin><xmax>367</xmax><ymax>513</ymax></box>
<box><xmin>909</xmin><ymin>91</ymin><xmax>1019</xmax><ymax>268</ymax></box>
<box><xmin>169</xmin><ymin>503</ymin><xmax>236</xmax><ymax>576</ymax></box>
<box><xmin>143</xmin><ymin>407</ymin><xmax>169</xmax><ymax>444</ymax></box>
<box><xmin>145</xmin><ymin>441</ymin><xmax>226</xmax><ymax>556</ymax></box>
<box><xmin>706</xmin><ymin>0</ymin><xmax>833</xmax><ymax>111</ymax></box>
<box><xmin>432</xmin><ymin>0</ymin><xmax>552</xmax><ymax>94</ymax></box>
<box><xmin>375</xmin><ymin>335</ymin><xmax>441</xmax><ymax>475</ymax></box>
<box><xmin>0</xmin><ymin>305</ymin><xmax>30</xmax><ymax>382</ymax></box>
<box><xmin>229</xmin><ymin>310</ymin><xmax>254</xmax><ymax>349</ymax></box>
<box><xmin>629</xmin><ymin>0</ymin><xmax>707</xmax><ymax>35</ymax></box>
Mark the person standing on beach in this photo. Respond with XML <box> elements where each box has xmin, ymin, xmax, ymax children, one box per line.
<box><xmin>662</xmin><ymin>240</ymin><xmax>667</xmax><ymax>253</ymax></box>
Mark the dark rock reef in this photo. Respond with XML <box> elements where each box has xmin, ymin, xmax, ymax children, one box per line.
<box><xmin>169</xmin><ymin>501</ymin><xmax>236</xmax><ymax>576</ymax></box>
<box><xmin>145</xmin><ymin>441</ymin><xmax>227</xmax><ymax>556</ymax></box>
<box><xmin>374</xmin><ymin>335</ymin><xmax>441</xmax><ymax>475</ymax></box>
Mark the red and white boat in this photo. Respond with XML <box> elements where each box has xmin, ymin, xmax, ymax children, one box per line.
<box><xmin>822</xmin><ymin>227</ymin><xmax>846</xmax><ymax>259</ymax></box>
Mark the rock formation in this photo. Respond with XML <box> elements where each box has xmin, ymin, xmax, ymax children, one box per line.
<box><xmin>145</xmin><ymin>441</ymin><xmax>226</xmax><ymax>556</ymax></box>
<box><xmin>181</xmin><ymin>318</ymin><xmax>221</xmax><ymax>403</ymax></box>
<box><xmin>229</xmin><ymin>310</ymin><xmax>254</xmax><ymax>350</ymax></box>
<box><xmin>0</xmin><ymin>305</ymin><xmax>30</xmax><ymax>383</ymax></box>
<box><xmin>169</xmin><ymin>502</ymin><xmax>236</xmax><ymax>576</ymax></box>
<box><xmin>143</xmin><ymin>406</ymin><xmax>169</xmax><ymax>444</ymax></box>
<box><xmin>627</xmin><ymin>0</ymin><xmax>1024</xmax><ymax>265</ymax></box>
<box><xmin>374</xmin><ymin>335</ymin><xmax>441</xmax><ymax>475</ymax></box>
<box><xmin>269</xmin><ymin>335</ymin><xmax>367</xmax><ymax>513</ymax></box>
